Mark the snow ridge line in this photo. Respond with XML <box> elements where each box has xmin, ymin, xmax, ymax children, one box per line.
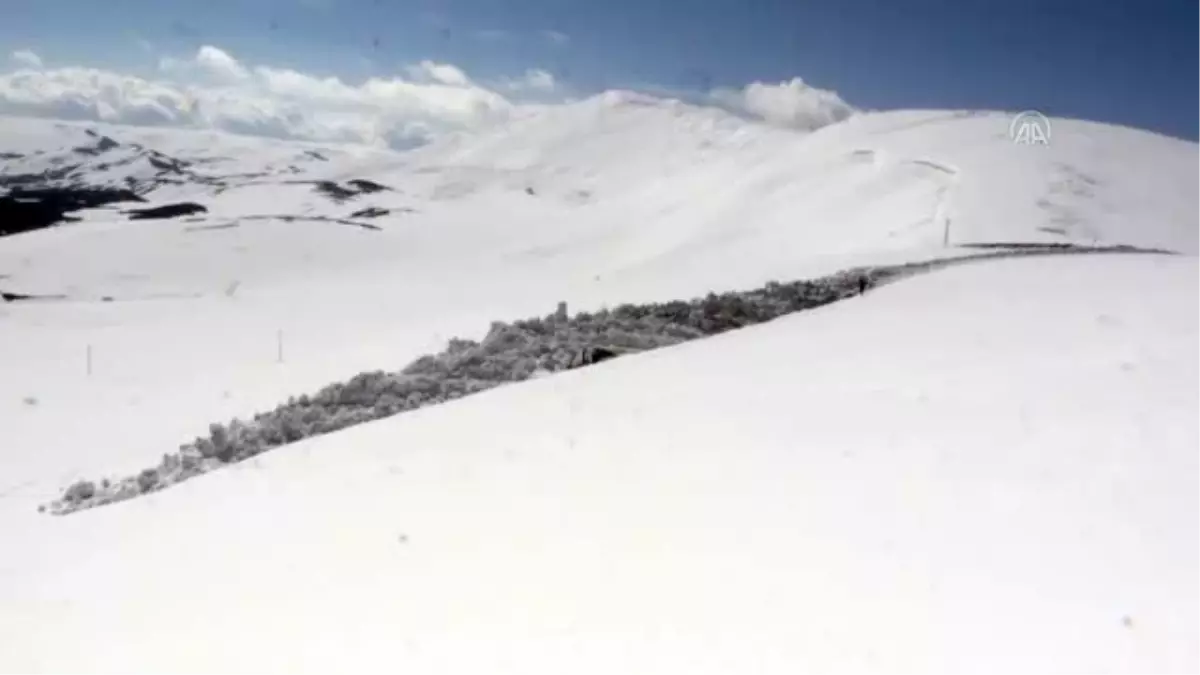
<box><xmin>43</xmin><ymin>243</ymin><xmax>1176</xmax><ymax>516</ymax></box>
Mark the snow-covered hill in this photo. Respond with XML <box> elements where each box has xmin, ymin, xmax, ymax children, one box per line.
<box><xmin>0</xmin><ymin>96</ymin><xmax>1196</xmax><ymax>673</ymax></box>
<box><xmin>3</xmin><ymin>97</ymin><xmax>1195</xmax><ymax>301</ymax></box>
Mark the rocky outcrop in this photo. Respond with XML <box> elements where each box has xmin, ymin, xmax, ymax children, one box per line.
<box><xmin>0</xmin><ymin>187</ymin><xmax>144</xmax><ymax>236</ymax></box>
<box><xmin>314</xmin><ymin>179</ymin><xmax>393</xmax><ymax>203</ymax></box>
<box><xmin>349</xmin><ymin>206</ymin><xmax>389</xmax><ymax>219</ymax></box>
<box><xmin>1</xmin><ymin>289</ymin><xmax>68</xmax><ymax>302</ymax></box>
<box><xmin>347</xmin><ymin>178</ymin><xmax>388</xmax><ymax>194</ymax></box>
<box><xmin>125</xmin><ymin>202</ymin><xmax>208</xmax><ymax>220</ymax></box>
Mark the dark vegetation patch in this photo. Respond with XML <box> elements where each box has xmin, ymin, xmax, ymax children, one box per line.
<box><xmin>38</xmin><ymin>239</ymin><xmax>1176</xmax><ymax>515</ymax></box>
<box><xmin>44</xmin><ymin>267</ymin><xmax>883</xmax><ymax>515</ymax></box>
<box><xmin>959</xmin><ymin>242</ymin><xmax>1174</xmax><ymax>254</ymax></box>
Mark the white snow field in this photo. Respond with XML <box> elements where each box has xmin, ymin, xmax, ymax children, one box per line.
<box><xmin>0</xmin><ymin>96</ymin><xmax>1197</xmax><ymax>673</ymax></box>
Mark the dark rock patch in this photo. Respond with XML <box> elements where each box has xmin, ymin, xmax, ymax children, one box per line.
<box><xmin>72</xmin><ymin>135</ymin><xmax>120</xmax><ymax>156</ymax></box>
<box><xmin>349</xmin><ymin>206</ymin><xmax>389</xmax><ymax>219</ymax></box>
<box><xmin>146</xmin><ymin>152</ymin><xmax>189</xmax><ymax>174</ymax></box>
<box><xmin>0</xmin><ymin>186</ymin><xmax>144</xmax><ymax>236</ymax></box>
<box><xmin>0</xmin><ymin>152</ymin><xmax>23</xmax><ymax>160</ymax></box>
<box><xmin>243</xmin><ymin>214</ymin><xmax>382</xmax><ymax>231</ymax></box>
<box><xmin>314</xmin><ymin>179</ymin><xmax>393</xmax><ymax>203</ymax></box>
<box><xmin>0</xmin><ymin>199</ymin><xmax>80</xmax><ymax>236</ymax></box>
<box><xmin>1</xmin><ymin>289</ymin><xmax>69</xmax><ymax>302</ymax></box>
<box><xmin>125</xmin><ymin>202</ymin><xmax>208</xmax><ymax>220</ymax></box>
<box><xmin>185</xmin><ymin>222</ymin><xmax>239</xmax><ymax>233</ymax></box>
<box><xmin>0</xmin><ymin>165</ymin><xmax>83</xmax><ymax>187</ymax></box>
<box><xmin>6</xmin><ymin>186</ymin><xmax>143</xmax><ymax>210</ymax></box>
<box><xmin>347</xmin><ymin>178</ymin><xmax>389</xmax><ymax>194</ymax></box>
<box><xmin>313</xmin><ymin>181</ymin><xmax>358</xmax><ymax>202</ymax></box>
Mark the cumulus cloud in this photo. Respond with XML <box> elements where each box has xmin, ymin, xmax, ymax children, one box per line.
<box><xmin>710</xmin><ymin>77</ymin><xmax>856</xmax><ymax>130</ymax></box>
<box><xmin>194</xmin><ymin>45</ymin><xmax>251</xmax><ymax>82</ymax></box>
<box><xmin>0</xmin><ymin>45</ymin><xmax>522</xmax><ymax>148</ymax></box>
<box><xmin>502</xmin><ymin>68</ymin><xmax>557</xmax><ymax>93</ymax></box>
<box><xmin>10</xmin><ymin>50</ymin><xmax>43</xmax><ymax>69</ymax></box>
<box><xmin>0</xmin><ymin>43</ymin><xmax>855</xmax><ymax>149</ymax></box>
<box><xmin>404</xmin><ymin>60</ymin><xmax>471</xmax><ymax>87</ymax></box>
<box><xmin>160</xmin><ymin>45</ymin><xmax>250</xmax><ymax>83</ymax></box>
<box><xmin>0</xmin><ymin>66</ymin><xmax>192</xmax><ymax>126</ymax></box>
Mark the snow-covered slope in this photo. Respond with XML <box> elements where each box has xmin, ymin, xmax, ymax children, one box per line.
<box><xmin>0</xmin><ymin>96</ymin><xmax>1196</xmax><ymax>672</ymax></box>
<box><xmin>1</xmin><ymin>254</ymin><xmax>1195</xmax><ymax>674</ymax></box>
<box><xmin>0</xmin><ymin>114</ymin><xmax>392</xmax><ymax>191</ymax></box>
<box><xmin>2</xmin><ymin>99</ymin><xmax>1195</xmax><ymax>302</ymax></box>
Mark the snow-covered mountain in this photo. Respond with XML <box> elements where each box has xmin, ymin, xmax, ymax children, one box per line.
<box><xmin>0</xmin><ymin>95</ymin><xmax>1196</xmax><ymax>673</ymax></box>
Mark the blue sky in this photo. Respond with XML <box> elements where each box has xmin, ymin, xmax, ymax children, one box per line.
<box><xmin>1</xmin><ymin>0</ymin><xmax>1196</xmax><ymax>139</ymax></box>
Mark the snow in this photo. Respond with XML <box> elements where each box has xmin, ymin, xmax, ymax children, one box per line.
<box><xmin>0</xmin><ymin>97</ymin><xmax>1197</xmax><ymax>672</ymax></box>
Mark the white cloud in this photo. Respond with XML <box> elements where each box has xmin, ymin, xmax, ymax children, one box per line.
<box><xmin>195</xmin><ymin>45</ymin><xmax>250</xmax><ymax>82</ymax></box>
<box><xmin>0</xmin><ymin>66</ymin><xmax>191</xmax><ymax>126</ymax></box>
<box><xmin>542</xmin><ymin>30</ymin><xmax>570</xmax><ymax>46</ymax></box>
<box><xmin>710</xmin><ymin>77</ymin><xmax>856</xmax><ymax>130</ymax></box>
<box><xmin>503</xmin><ymin>68</ymin><xmax>557</xmax><ymax>93</ymax></box>
<box><xmin>0</xmin><ymin>44</ymin><xmax>855</xmax><ymax>149</ymax></box>
<box><xmin>160</xmin><ymin>45</ymin><xmax>249</xmax><ymax>84</ymax></box>
<box><xmin>10</xmin><ymin>50</ymin><xmax>43</xmax><ymax>69</ymax></box>
<box><xmin>0</xmin><ymin>45</ymin><xmax>520</xmax><ymax>148</ymax></box>
<box><xmin>404</xmin><ymin>60</ymin><xmax>471</xmax><ymax>87</ymax></box>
